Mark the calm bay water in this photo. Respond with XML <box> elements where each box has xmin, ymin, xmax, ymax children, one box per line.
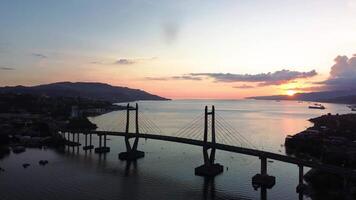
<box><xmin>0</xmin><ymin>100</ymin><xmax>351</xmax><ymax>200</ymax></box>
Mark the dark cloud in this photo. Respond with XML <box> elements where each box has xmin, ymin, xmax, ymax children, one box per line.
<box><xmin>115</xmin><ymin>59</ymin><xmax>136</xmax><ymax>65</ymax></box>
<box><xmin>0</xmin><ymin>67</ymin><xmax>14</xmax><ymax>70</ymax></box>
<box><xmin>233</xmin><ymin>84</ymin><xmax>255</xmax><ymax>89</ymax></box>
<box><xmin>190</xmin><ymin>69</ymin><xmax>317</xmax><ymax>86</ymax></box>
<box><xmin>317</xmin><ymin>54</ymin><xmax>356</xmax><ymax>90</ymax></box>
<box><xmin>171</xmin><ymin>75</ymin><xmax>202</xmax><ymax>81</ymax></box>
<box><xmin>32</xmin><ymin>53</ymin><xmax>47</xmax><ymax>59</ymax></box>
<box><xmin>145</xmin><ymin>77</ymin><xmax>169</xmax><ymax>81</ymax></box>
<box><xmin>145</xmin><ymin>69</ymin><xmax>317</xmax><ymax>86</ymax></box>
<box><xmin>114</xmin><ymin>57</ymin><xmax>157</xmax><ymax>65</ymax></box>
<box><xmin>146</xmin><ymin>75</ymin><xmax>202</xmax><ymax>81</ymax></box>
<box><xmin>90</xmin><ymin>61</ymin><xmax>104</xmax><ymax>64</ymax></box>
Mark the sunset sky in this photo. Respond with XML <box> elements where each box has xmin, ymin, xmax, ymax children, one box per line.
<box><xmin>1</xmin><ymin>0</ymin><xmax>356</xmax><ymax>99</ymax></box>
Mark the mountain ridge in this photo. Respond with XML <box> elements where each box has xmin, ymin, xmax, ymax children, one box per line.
<box><xmin>247</xmin><ymin>90</ymin><xmax>356</xmax><ymax>104</ymax></box>
<box><xmin>0</xmin><ymin>82</ymin><xmax>169</xmax><ymax>103</ymax></box>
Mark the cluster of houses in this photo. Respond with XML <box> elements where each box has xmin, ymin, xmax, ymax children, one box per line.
<box><xmin>0</xmin><ymin>113</ymin><xmax>67</xmax><ymax>149</ymax></box>
<box><xmin>285</xmin><ymin>113</ymin><xmax>356</xmax><ymax>167</ymax></box>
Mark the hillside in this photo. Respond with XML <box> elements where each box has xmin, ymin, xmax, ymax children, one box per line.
<box><xmin>247</xmin><ymin>90</ymin><xmax>356</xmax><ymax>104</ymax></box>
<box><xmin>0</xmin><ymin>82</ymin><xmax>169</xmax><ymax>103</ymax></box>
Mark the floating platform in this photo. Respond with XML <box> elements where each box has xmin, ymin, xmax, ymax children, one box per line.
<box><xmin>252</xmin><ymin>174</ymin><xmax>276</xmax><ymax>189</ymax></box>
<box><xmin>94</xmin><ymin>147</ymin><xmax>110</xmax><ymax>153</ymax></box>
<box><xmin>195</xmin><ymin>163</ymin><xmax>224</xmax><ymax>177</ymax></box>
<box><xmin>83</xmin><ymin>145</ymin><xmax>94</xmax><ymax>150</ymax></box>
<box><xmin>118</xmin><ymin>150</ymin><xmax>145</xmax><ymax>160</ymax></box>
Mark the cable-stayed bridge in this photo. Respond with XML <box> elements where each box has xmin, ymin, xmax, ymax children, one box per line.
<box><xmin>60</xmin><ymin>103</ymin><xmax>356</xmax><ymax>194</ymax></box>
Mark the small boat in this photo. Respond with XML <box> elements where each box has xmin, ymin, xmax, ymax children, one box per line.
<box><xmin>308</xmin><ymin>103</ymin><xmax>325</xmax><ymax>110</ymax></box>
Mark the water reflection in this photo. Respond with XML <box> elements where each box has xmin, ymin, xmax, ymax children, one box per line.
<box><xmin>2</xmin><ymin>100</ymin><xmax>351</xmax><ymax>200</ymax></box>
<box><xmin>202</xmin><ymin>177</ymin><xmax>215</xmax><ymax>200</ymax></box>
<box><xmin>260</xmin><ymin>187</ymin><xmax>267</xmax><ymax>200</ymax></box>
<box><xmin>124</xmin><ymin>160</ymin><xmax>138</xmax><ymax>176</ymax></box>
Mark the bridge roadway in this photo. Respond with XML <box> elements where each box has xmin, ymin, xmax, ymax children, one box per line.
<box><xmin>79</xmin><ymin>130</ymin><xmax>356</xmax><ymax>178</ymax></box>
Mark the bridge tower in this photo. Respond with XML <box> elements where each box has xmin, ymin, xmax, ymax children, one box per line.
<box><xmin>195</xmin><ymin>105</ymin><xmax>224</xmax><ymax>177</ymax></box>
<box><xmin>119</xmin><ymin>103</ymin><xmax>145</xmax><ymax>160</ymax></box>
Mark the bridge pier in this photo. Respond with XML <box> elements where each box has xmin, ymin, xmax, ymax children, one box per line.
<box><xmin>119</xmin><ymin>103</ymin><xmax>145</xmax><ymax>161</ymax></box>
<box><xmin>118</xmin><ymin>140</ymin><xmax>144</xmax><ymax>160</ymax></box>
<box><xmin>296</xmin><ymin>165</ymin><xmax>307</xmax><ymax>194</ymax></box>
<box><xmin>83</xmin><ymin>133</ymin><xmax>94</xmax><ymax>150</ymax></box>
<box><xmin>195</xmin><ymin>106</ymin><xmax>223</xmax><ymax>177</ymax></box>
<box><xmin>95</xmin><ymin>133</ymin><xmax>110</xmax><ymax>153</ymax></box>
<box><xmin>252</xmin><ymin>156</ymin><xmax>275</xmax><ymax>189</ymax></box>
<box><xmin>66</xmin><ymin>132</ymin><xmax>81</xmax><ymax>147</ymax></box>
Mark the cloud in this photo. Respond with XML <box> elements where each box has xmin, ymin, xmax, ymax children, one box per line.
<box><xmin>233</xmin><ymin>84</ymin><xmax>255</xmax><ymax>89</ymax></box>
<box><xmin>317</xmin><ymin>54</ymin><xmax>356</xmax><ymax>90</ymax></box>
<box><xmin>115</xmin><ymin>59</ymin><xmax>136</xmax><ymax>65</ymax></box>
<box><xmin>145</xmin><ymin>77</ymin><xmax>169</xmax><ymax>81</ymax></box>
<box><xmin>171</xmin><ymin>75</ymin><xmax>202</xmax><ymax>81</ymax></box>
<box><xmin>114</xmin><ymin>57</ymin><xmax>157</xmax><ymax>65</ymax></box>
<box><xmin>32</xmin><ymin>53</ymin><xmax>47</xmax><ymax>59</ymax></box>
<box><xmin>284</xmin><ymin>86</ymin><xmax>326</xmax><ymax>92</ymax></box>
<box><xmin>146</xmin><ymin>75</ymin><xmax>202</xmax><ymax>81</ymax></box>
<box><xmin>145</xmin><ymin>69</ymin><xmax>317</xmax><ymax>87</ymax></box>
<box><xmin>0</xmin><ymin>67</ymin><xmax>14</xmax><ymax>70</ymax></box>
<box><xmin>190</xmin><ymin>69</ymin><xmax>317</xmax><ymax>86</ymax></box>
<box><xmin>90</xmin><ymin>61</ymin><xmax>105</xmax><ymax>65</ymax></box>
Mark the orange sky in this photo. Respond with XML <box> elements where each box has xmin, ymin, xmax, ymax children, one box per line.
<box><xmin>1</xmin><ymin>1</ymin><xmax>355</xmax><ymax>99</ymax></box>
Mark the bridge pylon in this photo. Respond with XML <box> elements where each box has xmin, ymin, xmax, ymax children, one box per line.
<box><xmin>195</xmin><ymin>105</ymin><xmax>224</xmax><ymax>177</ymax></box>
<box><xmin>119</xmin><ymin>103</ymin><xmax>145</xmax><ymax>160</ymax></box>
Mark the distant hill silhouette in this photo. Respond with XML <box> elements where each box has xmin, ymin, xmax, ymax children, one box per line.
<box><xmin>0</xmin><ymin>82</ymin><xmax>169</xmax><ymax>103</ymax></box>
<box><xmin>248</xmin><ymin>90</ymin><xmax>356</xmax><ymax>104</ymax></box>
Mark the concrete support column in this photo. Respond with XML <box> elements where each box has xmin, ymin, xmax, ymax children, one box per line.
<box><xmin>126</xmin><ymin>103</ymin><xmax>130</xmax><ymax>133</ymax></box>
<box><xmin>195</xmin><ymin>105</ymin><xmax>223</xmax><ymax>177</ymax></box>
<box><xmin>99</xmin><ymin>135</ymin><xmax>102</xmax><ymax>148</ymax></box>
<box><xmin>203</xmin><ymin>106</ymin><xmax>209</xmax><ymax>165</ymax></box>
<box><xmin>296</xmin><ymin>164</ymin><xmax>307</xmax><ymax>194</ymax></box>
<box><xmin>89</xmin><ymin>134</ymin><xmax>92</xmax><ymax>146</ymax></box>
<box><xmin>261</xmin><ymin>157</ymin><xmax>267</xmax><ymax>175</ymax></box>
<box><xmin>118</xmin><ymin>103</ymin><xmax>144</xmax><ymax>160</ymax></box>
<box><xmin>104</xmin><ymin>134</ymin><xmax>107</xmax><ymax>147</ymax></box>
<box><xmin>298</xmin><ymin>165</ymin><xmax>303</xmax><ymax>185</ymax></box>
<box><xmin>252</xmin><ymin>156</ymin><xmax>275</xmax><ymax>189</ymax></box>
<box><xmin>135</xmin><ymin>103</ymin><xmax>139</xmax><ymax>134</ymax></box>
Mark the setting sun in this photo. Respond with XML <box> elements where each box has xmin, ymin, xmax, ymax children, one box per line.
<box><xmin>286</xmin><ymin>90</ymin><xmax>296</xmax><ymax>96</ymax></box>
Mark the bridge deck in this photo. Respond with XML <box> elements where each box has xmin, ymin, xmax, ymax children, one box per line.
<box><xmin>66</xmin><ymin>130</ymin><xmax>356</xmax><ymax>178</ymax></box>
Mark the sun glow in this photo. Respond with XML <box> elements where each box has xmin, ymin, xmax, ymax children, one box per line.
<box><xmin>286</xmin><ymin>90</ymin><xmax>296</xmax><ymax>96</ymax></box>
